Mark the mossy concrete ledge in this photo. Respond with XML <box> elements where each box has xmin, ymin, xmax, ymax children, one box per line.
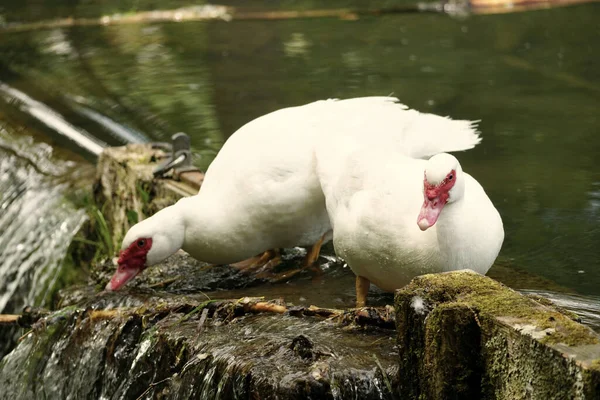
<box><xmin>394</xmin><ymin>270</ymin><xmax>600</xmax><ymax>399</ymax></box>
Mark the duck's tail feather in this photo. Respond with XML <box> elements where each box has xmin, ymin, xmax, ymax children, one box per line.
<box><xmin>318</xmin><ymin>96</ymin><xmax>481</xmax><ymax>159</ymax></box>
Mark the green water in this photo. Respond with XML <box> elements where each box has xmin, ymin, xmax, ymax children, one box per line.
<box><xmin>0</xmin><ymin>2</ymin><xmax>599</xmax><ymax>302</ymax></box>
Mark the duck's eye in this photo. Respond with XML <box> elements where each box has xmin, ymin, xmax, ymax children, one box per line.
<box><xmin>448</xmin><ymin>174</ymin><xmax>454</xmax><ymax>181</ymax></box>
<box><xmin>137</xmin><ymin>239</ymin><xmax>146</xmax><ymax>247</ymax></box>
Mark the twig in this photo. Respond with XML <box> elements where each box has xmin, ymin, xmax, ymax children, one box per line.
<box><xmin>147</xmin><ymin>277</ymin><xmax>179</xmax><ymax>288</ymax></box>
<box><xmin>246</xmin><ymin>302</ymin><xmax>287</xmax><ymax>314</ymax></box>
<box><xmin>135</xmin><ymin>376</ymin><xmax>173</xmax><ymax>400</ymax></box>
<box><xmin>197</xmin><ymin>308</ymin><xmax>209</xmax><ymax>333</ymax></box>
<box><xmin>2</xmin><ymin>298</ymin><xmax>396</xmax><ymax>334</ymax></box>
<box><xmin>0</xmin><ymin>314</ymin><xmax>20</xmax><ymax>325</ymax></box>
<box><xmin>305</xmin><ymin>305</ymin><xmax>344</xmax><ymax>318</ymax></box>
<box><xmin>193</xmin><ymin>308</ymin><xmax>210</xmax><ymax>343</ymax></box>
<box><xmin>169</xmin><ymin>300</ymin><xmax>217</xmax><ymax>328</ymax></box>
<box><xmin>369</xmin><ymin>337</ymin><xmax>389</xmax><ymax>346</ymax></box>
<box><xmin>18</xmin><ymin>330</ymin><xmax>33</xmax><ymax>342</ymax></box>
<box><xmin>89</xmin><ymin>309</ymin><xmax>124</xmax><ymax>320</ymax></box>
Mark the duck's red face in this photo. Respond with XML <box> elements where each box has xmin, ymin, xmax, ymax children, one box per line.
<box><xmin>417</xmin><ymin>170</ymin><xmax>456</xmax><ymax>231</ymax></box>
<box><xmin>105</xmin><ymin>238</ymin><xmax>153</xmax><ymax>291</ymax></box>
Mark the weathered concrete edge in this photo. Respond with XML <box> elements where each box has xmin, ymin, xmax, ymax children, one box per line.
<box><xmin>394</xmin><ymin>269</ymin><xmax>600</xmax><ymax>399</ymax></box>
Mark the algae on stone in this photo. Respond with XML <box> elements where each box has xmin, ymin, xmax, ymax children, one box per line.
<box><xmin>402</xmin><ymin>270</ymin><xmax>597</xmax><ymax>346</ymax></box>
<box><xmin>395</xmin><ymin>270</ymin><xmax>600</xmax><ymax>400</ymax></box>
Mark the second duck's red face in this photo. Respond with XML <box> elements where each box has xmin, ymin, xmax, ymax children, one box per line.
<box><xmin>417</xmin><ymin>170</ymin><xmax>456</xmax><ymax>231</ymax></box>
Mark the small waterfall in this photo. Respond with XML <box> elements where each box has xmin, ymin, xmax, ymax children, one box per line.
<box><xmin>0</xmin><ymin>128</ymin><xmax>88</xmax><ymax>357</ymax></box>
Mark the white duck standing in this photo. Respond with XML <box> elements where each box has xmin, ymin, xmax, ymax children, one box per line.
<box><xmin>314</xmin><ymin>98</ymin><xmax>504</xmax><ymax>306</ymax></box>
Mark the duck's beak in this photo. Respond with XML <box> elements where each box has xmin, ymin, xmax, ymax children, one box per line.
<box><xmin>105</xmin><ymin>263</ymin><xmax>141</xmax><ymax>291</ymax></box>
<box><xmin>417</xmin><ymin>196</ymin><xmax>446</xmax><ymax>231</ymax></box>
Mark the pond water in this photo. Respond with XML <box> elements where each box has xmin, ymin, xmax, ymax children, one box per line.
<box><xmin>0</xmin><ymin>1</ymin><xmax>599</xmax><ymax>332</ymax></box>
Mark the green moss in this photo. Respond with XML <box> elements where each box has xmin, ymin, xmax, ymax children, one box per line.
<box><xmin>524</xmin><ymin>294</ymin><xmax>581</xmax><ymax>321</ymax></box>
<box><xmin>402</xmin><ymin>271</ymin><xmax>598</xmax><ymax>347</ymax></box>
<box><xmin>19</xmin><ymin>310</ymin><xmax>75</xmax><ymax>389</ymax></box>
<box><xmin>396</xmin><ymin>271</ymin><xmax>600</xmax><ymax>399</ymax></box>
<box><xmin>422</xmin><ymin>303</ymin><xmax>483</xmax><ymax>398</ymax></box>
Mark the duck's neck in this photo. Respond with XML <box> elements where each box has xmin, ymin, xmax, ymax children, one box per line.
<box><xmin>175</xmin><ymin>194</ymin><xmax>250</xmax><ymax>264</ymax></box>
<box><xmin>434</xmin><ymin>194</ymin><xmax>489</xmax><ymax>274</ymax></box>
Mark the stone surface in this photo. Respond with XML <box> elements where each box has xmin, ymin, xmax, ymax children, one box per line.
<box><xmin>0</xmin><ymin>295</ymin><xmax>397</xmax><ymax>400</ymax></box>
<box><xmin>395</xmin><ymin>270</ymin><xmax>600</xmax><ymax>399</ymax></box>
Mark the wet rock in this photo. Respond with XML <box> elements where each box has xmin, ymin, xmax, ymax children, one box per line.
<box><xmin>395</xmin><ymin>270</ymin><xmax>600</xmax><ymax>399</ymax></box>
<box><xmin>0</xmin><ymin>296</ymin><xmax>397</xmax><ymax>399</ymax></box>
<box><xmin>89</xmin><ymin>251</ymin><xmax>268</xmax><ymax>295</ymax></box>
<box><xmin>290</xmin><ymin>334</ymin><xmax>315</xmax><ymax>360</ymax></box>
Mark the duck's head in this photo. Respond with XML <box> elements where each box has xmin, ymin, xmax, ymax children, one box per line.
<box><xmin>417</xmin><ymin>153</ymin><xmax>465</xmax><ymax>231</ymax></box>
<box><xmin>105</xmin><ymin>206</ymin><xmax>184</xmax><ymax>291</ymax></box>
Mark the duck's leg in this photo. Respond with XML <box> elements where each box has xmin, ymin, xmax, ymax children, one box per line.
<box><xmin>302</xmin><ymin>230</ymin><xmax>333</xmax><ymax>269</ymax></box>
<box><xmin>260</xmin><ymin>231</ymin><xmax>333</xmax><ymax>283</ymax></box>
<box><xmin>355</xmin><ymin>276</ymin><xmax>371</xmax><ymax>308</ymax></box>
<box><xmin>231</xmin><ymin>249</ymin><xmax>282</xmax><ymax>272</ymax></box>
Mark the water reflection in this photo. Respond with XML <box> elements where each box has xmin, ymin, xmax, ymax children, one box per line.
<box><xmin>0</xmin><ymin>83</ymin><xmax>105</xmax><ymax>155</ymax></box>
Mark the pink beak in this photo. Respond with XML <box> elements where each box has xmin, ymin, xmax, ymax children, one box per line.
<box><xmin>105</xmin><ymin>265</ymin><xmax>141</xmax><ymax>291</ymax></box>
<box><xmin>417</xmin><ymin>197</ymin><xmax>446</xmax><ymax>231</ymax></box>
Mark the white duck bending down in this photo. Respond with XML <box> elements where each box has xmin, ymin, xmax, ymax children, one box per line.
<box><xmin>314</xmin><ymin>99</ymin><xmax>504</xmax><ymax>306</ymax></box>
<box><xmin>105</xmin><ymin>99</ymin><xmax>339</xmax><ymax>290</ymax></box>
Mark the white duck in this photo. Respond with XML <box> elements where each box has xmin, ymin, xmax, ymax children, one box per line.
<box><xmin>106</xmin><ymin>100</ymin><xmax>336</xmax><ymax>290</ymax></box>
<box><xmin>314</xmin><ymin>98</ymin><xmax>504</xmax><ymax>306</ymax></box>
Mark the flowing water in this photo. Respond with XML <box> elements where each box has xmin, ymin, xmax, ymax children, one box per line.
<box><xmin>0</xmin><ymin>0</ymin><xmax>599</xmax><ymax>359</ymax></box>
<box><xmin>0</xmin><ymin>122</ymin><xmax>90</xmax><ymax>355</ymax></box>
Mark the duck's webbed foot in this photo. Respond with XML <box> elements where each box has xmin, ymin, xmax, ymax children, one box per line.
<box><xmin>230</xmin><ymin>230</ymin><xmax>332</xmax><ymax>283</ymax></box>
<box><xmin>231</xmin><ymin>249</ymin><xmax>282</xmax><ymax>274</ymax></box>
<box><xmin>265</xmin><ymin>231</ymin><xmax>333</xmax><ymax>283</ymax></box>
<box><xmin>301</xmin><ymin>230</ymin><xmax>333</xmax><ymax>271</ymax></box>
